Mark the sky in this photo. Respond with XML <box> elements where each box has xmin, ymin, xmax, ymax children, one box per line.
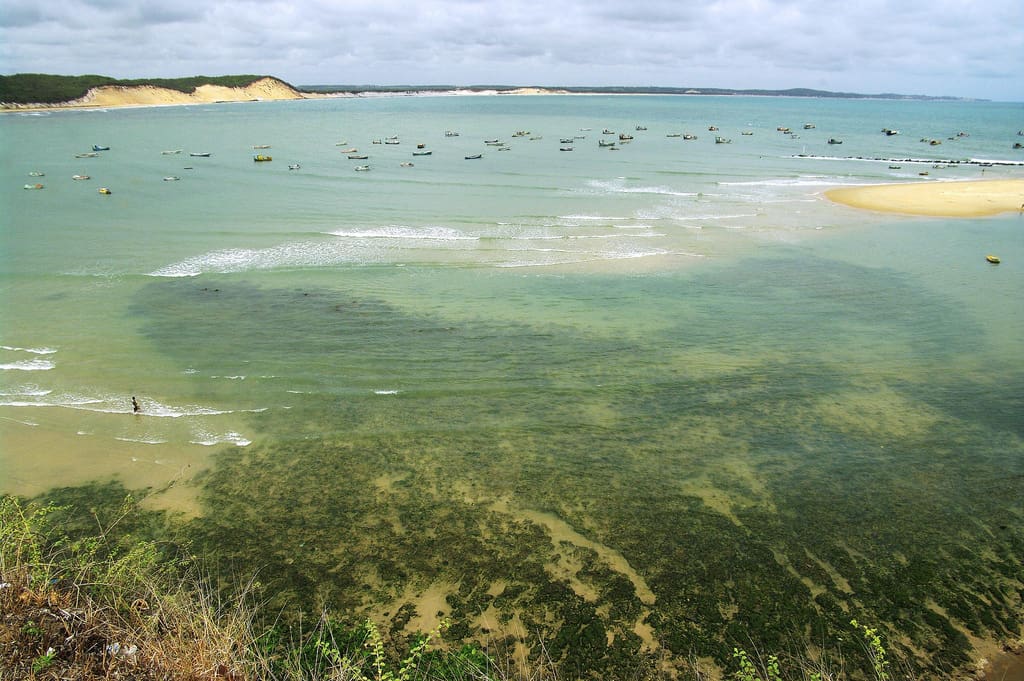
<box><xmin>1</xmin><ymin>0</ymin><xmax>1022</xmax><ymax>101</ymax></box>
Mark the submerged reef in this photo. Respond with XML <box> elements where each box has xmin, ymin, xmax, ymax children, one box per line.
<box><xmin>39</xmin><ymin>259</ymin><xmax>1022</xmax><ymax>675</ymax></box>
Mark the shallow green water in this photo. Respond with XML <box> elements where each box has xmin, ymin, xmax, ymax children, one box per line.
<box><xmin>2</xmin><ymin>95</ymin><xmax>1022</xmax><ymax>675</ymax></box>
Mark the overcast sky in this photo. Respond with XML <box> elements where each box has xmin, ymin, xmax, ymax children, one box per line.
<box><xmin>1</xmin><ymin>0</ymin><xmax>1021</xmax><ymax>101</ymax></box>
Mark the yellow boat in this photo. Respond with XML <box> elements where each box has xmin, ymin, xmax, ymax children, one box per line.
<box><xmin>253</xmin><ymin>154</ymin><xmax>272</xmax><ymax>162</ymax></box>
<box><xmin>98</xmin><ymin>187</ymin><xmax>111</xmax><ymax>195</ymax></box>
<box><xmin>985</xmin><ymin>255</ymin><xmax>1000</xmax><ymax>264</ymax></box>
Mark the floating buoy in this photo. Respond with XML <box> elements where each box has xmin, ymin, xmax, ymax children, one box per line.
<box><xmin>985</xmin><ymin>255</ymin><xmax>1000</xmax><ymax>264</ymax></box>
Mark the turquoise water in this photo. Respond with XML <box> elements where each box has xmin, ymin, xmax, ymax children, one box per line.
<box><xmin>2</xmin><ymin>95</ymin><xmax>1023</xmax><ymax>675</ymax></box>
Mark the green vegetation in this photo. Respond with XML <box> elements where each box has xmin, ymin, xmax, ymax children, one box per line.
<box><xmin>0</xmin><ymin>492</ymin><xmax>965</xmax><ymax>679</ymax></box>
<box><xmin>0</xmin><ymin>73</ymin><xmax>292</xmax><ymax>104</ymax></box>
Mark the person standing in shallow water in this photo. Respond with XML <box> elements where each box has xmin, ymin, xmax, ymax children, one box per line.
<box><xmin>132</xmin><ymin>396</ymin><xmax>141</xmax><ymax>414</ymax></box>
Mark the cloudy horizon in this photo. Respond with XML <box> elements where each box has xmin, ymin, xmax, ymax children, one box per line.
<box><xmin>1</xmin><ymin>0</ymin><xmax>1021</xmax><ymax>102</ymax></box>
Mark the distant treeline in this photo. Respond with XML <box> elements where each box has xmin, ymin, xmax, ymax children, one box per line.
<box><xmin>0</xmin><ymin>74</ymin><xmax>284</xmax><ymax>104</ymax></box>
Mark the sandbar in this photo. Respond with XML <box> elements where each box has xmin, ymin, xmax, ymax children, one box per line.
<box><xmin>826</xmin><ymin>179</ymin><xmax>1024</xmax><ymax>218</ymax></box>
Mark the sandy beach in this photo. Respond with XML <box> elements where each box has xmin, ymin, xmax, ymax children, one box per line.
<box><xmin>826</xmin><ymin>179</ymin><xmax>1024</xmax><ymax>218</ymax></box>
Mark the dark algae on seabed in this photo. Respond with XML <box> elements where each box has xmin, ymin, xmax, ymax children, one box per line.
<box><xmin>33</xmin><ymin>254</ymin><xmax>1024</xmax><ymax>677</ymax></box>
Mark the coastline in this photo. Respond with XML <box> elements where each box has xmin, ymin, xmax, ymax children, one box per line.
<box><xmin>826</xmin><ymin>179</ymin><xmax>1024</xmax><ymax>217</ymax></box>
<box><xmin>0</xmin><ymin>77</ymin><xmax>311</xmax><ymax>112</ymax></box>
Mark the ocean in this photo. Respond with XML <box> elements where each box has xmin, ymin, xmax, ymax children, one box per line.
<box><xmin>1</xmin><ymin>94</ymin><xmax>1022</xmax><ymax>675</ymax></box>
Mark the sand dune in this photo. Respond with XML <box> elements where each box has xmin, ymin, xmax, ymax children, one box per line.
<box><xmin>3</xmin><ymin>77</ymin><xmax>307</xmax><ymax>111</ymax></box>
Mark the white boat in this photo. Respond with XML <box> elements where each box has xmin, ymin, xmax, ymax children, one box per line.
<box><xmin>72</xmin><ymin>174</ymin><xmax>90</xmax><ymax>180</ymax></box>
<box><xmin>163</xmin><ymin>176</ymin><xmax>180</xmax><ymax>181</ymax></box>
<box><xmin>348</xmin><ymin>154</ymin><xmax>369</xmax><ymax>160</ymax></box>
<box><xmin>354</xmin><ymin>165</ymin><xmax>371</xmax><ymax>171</ymax></box>
<box><xmin>444</xmin><ymin>131</ymin><xmax>460</xmax><ymax>137</ymax></box>
<box><xmin>412</xmin><ymin>150</ymin><xmax>433</xmax><ymax>156</ymax></box>
<box><xmin>28</xmin><ymin>171</ymin><xmax>45</xmax><ymax>177</ymax></box>
<box><xmin>190</xmin><ymin>152</ymin><xmax>212</xmax><ymax>157</ymax></box>
<box><xmin>598</xmin><ymin>140</ymin><xmax>616</xmax><ymax>147</ymax></box>
<box><xmin>715</xmin><ymin>136</ymin><xmax>731</xmax><ymax>144</ymax></box>
<box><xmin>161</xmin><ymin>149</ymin><xmax>182</xmax><ymax>155</ymax></box>
<box><xmin>288</xmin><ymin>164</ymin><xmax>301</xmax><ymax>170</ymax></box>
<box><xmin>23</xmin><ymin>183</ymin><xmax>44</xmax><ymax>190</ymax></box>
<box><xmin>465</xmin><ymin>154</ymin><xmax>482</xmax><ymax>160</ymax></box>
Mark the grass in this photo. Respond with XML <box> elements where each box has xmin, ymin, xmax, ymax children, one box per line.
<box><xmin>0</xmin><ymin>493</ymin><xmax>971</xmax><ymax>680</ymax></box>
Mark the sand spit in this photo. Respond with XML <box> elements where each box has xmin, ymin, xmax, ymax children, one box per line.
<box><xmin>826</xmin><ymin>179</ymin><xmax>1024</xmax><ymax>218</ymax></box>
<box><xmin>1</xmin><ymin>77</ymin><xmax>308</xmax><ymax>111</ymax></box>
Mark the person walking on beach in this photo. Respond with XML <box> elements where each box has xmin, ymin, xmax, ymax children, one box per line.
<box><xmin>132</xmin><ymin>396</ymin><xmax>141</xmax><ymax>414</ymax></box>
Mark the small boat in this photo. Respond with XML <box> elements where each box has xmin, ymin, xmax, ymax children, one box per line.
<box><xmin>354</xmin><ymin>165</ymin><xmax>371</xmax><ymax>171</ymax></box>
<box><xmin>253</xmin><ymin>154</ymin><xmax>272</xmax><ymax>162</ymax></box>
<box><xmin>72</xmin><ymin>174</ymin><xmax>90</xmax><ymax>180</ymax></box>
<box><xmin>828</xmin><ymin>138</ymin><xmax>843</xmax><ymax>144</ymax></box>
<box><xmin>889</xmin><ymin>165</ymin><xmax>902</xmax><ymax>169</ymax></box>
<box><xmin>598</xmin><ymin>140</ymin><xmax>616</xmax><ymax>147</ymax></box>
<box><xmin>23</xmin><ymin>183</ymin><xmax>44</xmax><ymax>190</ymax></box>
<box><xmin>986</xmin><ymin>255</ymin><xmax>1000</xmax><ymax>264</ymax></box>
<box><xmin>804</xmin><ymin>123</ymin><xmax>815</xmax><ymax>129</ymax></box>
<box><xmin>635</xmin><ymin>125</ymin><xmax>647</xmax><ymax>131</ymax></box>
<box><xmin>253</xmin><ymin>144</ymin><xmax>271</xmax><ymax>149</ymax></box>
<box><xmin>412</xmin><ymin>150</ymin><xmax>432</xmax><ymax>156</ymax></box>
<box><xmin>882</xmin><ymin>128</ymin><xmax>900</xmax><ymax>136</ymax></box>
<box><xmin>560</xmin><ymin>147</ymin><xmax>573</xmax><ymax>151</ymax></box>
<box><xmin>190</xmin><ymin>152</ymin><xmax>211</xmax><ymax>157</ymax></box>
<box><xmin>92</xmin><ymin>145</ymin><xmax>110</xmax><ymax>151</ymax></box>
<box><xmin>348</xmin><ymin>154</ymin><xmax>369</xmax><ymax>160</ymax></box>
<box><xmin>372</xmin><ymin>139</ymin><xmax>382</xmax><ymax>144</ymax></box>
<box><xmin>560</xmin><ymin>138</ymin><xmax>575</xmax><ymax>144</ymax></box>
<box><xmin>334</xmin><ymin>141</ymin><xmax>349</xmax><ymax>146</ymax></box>
<box><xmin>288</xmin><ymin>164</ymin><xmax>301</xmax><ymax>170</ymax></box>
<box><xmin>929</xmin><ymin>139</ymin><xmax>941</xmax><ymax>146</ymax></box>
<box><xmin>98</xmin><ymin>187</ymin><xmax>111</xmax><ymax>194</ymax></box>
<box><xmin>485</xmin><ymin>140</ymin><xmax>504</xmax><ymax>146</ymax></box>
<box><xmin>384</xmin><ymin>139</ymin><xmax>400</xmax><ymax>145</ymax></box>
<box><xmin>400</xmin><ymin>162</ymin><xmax>414</xmax><ymax>167</ymax></box>
<box><xmin>75</xmin><ymin>152</ymin><xmax>99</xmax><ymax>158</ymax></box>
<box><xmin>602</xmin><ymin>129</ymin><xmax>614</xmax><ymax>135</ymax></box>
<box><xmin>28</xmin><ymin>171</ymin><xmax>45</xmax><ymax>177</ymax></box>
<box><xmin>1014</xmin><ymin>142</ymin><xmax>1023</xmax><ymax>149</ymax></box>
<box><xmin>161</xmin><ymin>149</ymin><xmax>183</xmax><ymax>155</ymax></box>
<box><xmin>715</xmin><ymin>136</ymin><xmax>731</xmax><ymax>144</ymax></box>
<box><xmin>163</xmin><ymin>176</ymin><xmax>180</xmax><ymax>181</ymax></box>
<box><xmin>338</xmin><ymin>148</ymin><xmax>358</xmax><ymax>154</ymax></box>
<box><xmin>417</xmin><ymin>143</ymin><xmax>426</xmax><ymax>149</ymax></box>
<box><xmin>465</xmin><ymin>154</ymin><xmax>482</xmax><ymax>160</ymax></box>
<box><xmin>708</xmin><ymin>126</ymin><xmax>719</xmax><ymax>131</ymax></box>
<box><xmin>918</xmin><ymin>171</ymin><xmax>929</xmax><ymax>176</ymax></box>
<box><xmin>777</xmin><ymin>127</ymin><xmax>791</xmax><ymax>133</ymax></box>
<box><xmin>682</xmin><ymin>134</ymin><xmax>697</xmax><ymax>140</ymax></box>
<box><xmin>619</xmin><ymin>133</ymin><xmax>634</xmax><ymax>141</ymax></box>
<box><xmin>741</xmin><ymin>131</ymin><xmax>754</xmax><ymax>135</ymax></box>
<box><xmin>444</xmin><ymin>130</ymin><xmax>460</xmax><ymax>137</ymax></box>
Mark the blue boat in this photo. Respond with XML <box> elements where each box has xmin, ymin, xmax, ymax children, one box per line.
<box><xmin>92</xmin><ymin>145</ymin><xmax>110</xmax><ymax>151</ymax></box>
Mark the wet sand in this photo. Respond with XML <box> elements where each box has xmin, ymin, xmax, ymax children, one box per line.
<box><xmin>826</xmin><ymin>179</ymin><xmax>1024</xmax><ymax>217</ymax></box>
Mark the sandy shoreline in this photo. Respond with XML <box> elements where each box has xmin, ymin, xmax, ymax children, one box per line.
<box><xmin>0</xmin><ymin>81</ymin><xmax>574</xmax><ymax>112</ymax></box>
<box><xmin>826</xmin><ymin>179</ymin><xmax>1024</xmax><ymax>217</ymax></box>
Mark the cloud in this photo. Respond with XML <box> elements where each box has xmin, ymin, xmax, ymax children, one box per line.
<box><xmin>0</xmin><ymin>0</ymin><xmax>1021</xmax><ymax>100</ymax></box>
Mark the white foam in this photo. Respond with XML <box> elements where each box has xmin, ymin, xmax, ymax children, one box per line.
<box><xmin>1</xmin><ymin>345</ymin><xmax>57</xmax><ymax>355</ymax></box>
<box><xmin>149</xmin><ymin>240</ymin><xmax>370</xmax><ymax>277</ymax></box>
<box><xmin>190</xmin><ymin>431</ymin><xmax>251</xmax><ymax>447</ymax></box>
<box><xmin>329</xmin><ymin>225</ymin><xmax>477</xmax><ymax>241</ymax></box>
<box><xmin>115</xmin><ymin>436</ymin><xmax>169</xmax><ymax>445</ymax></box>
<box><xmin>0</xmin><ymin>386</ymin><xmax>52</xmax><ymax>397</ymax></box>
<box><xmin>1</xmin><ymin>358</ymin><xmax>55</xmax><ymax>371</ymax></box>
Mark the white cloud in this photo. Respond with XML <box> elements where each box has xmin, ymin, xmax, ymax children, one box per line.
<box><xmin>0</xmin><ymin>0</ymin><xmax>1020</xmax><ymax>100</ymax></box>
